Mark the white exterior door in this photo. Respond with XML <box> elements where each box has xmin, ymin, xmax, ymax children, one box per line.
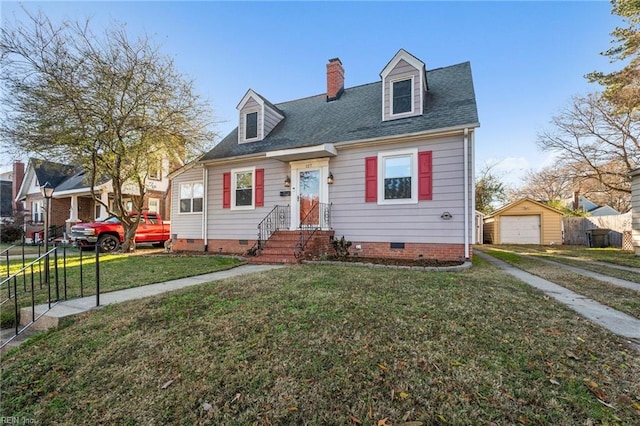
<box><xmin>500</xmin><ymin>215</ymin><xmax>541</xmax><ymax>244</ymax></box>
<box><xmin>290</xmin><ymin>158</ymin><xmax>329</xmax><ymax>229</ymax></box>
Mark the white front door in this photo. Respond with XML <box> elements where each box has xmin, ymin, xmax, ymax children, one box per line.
<box><xmin>290</xmin><ymin>158</ymin><xmax>330</xmax><ymax>229</ymax></box>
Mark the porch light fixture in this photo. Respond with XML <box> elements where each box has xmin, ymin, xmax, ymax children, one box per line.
<box><xmin>327</xmin><ymin>172</ymin><xmax>334</xmax><ymax>185</ymax></box>
<box><xmin>284</xmin><ymin>176</ymin><xmax>291</xmax><ymax>187</ymax></box>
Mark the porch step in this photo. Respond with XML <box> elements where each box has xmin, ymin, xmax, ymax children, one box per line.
<box><xmin>249</xmin><ymin>230</ymin><xmax>335</xmax><ymax>264</ymax></box>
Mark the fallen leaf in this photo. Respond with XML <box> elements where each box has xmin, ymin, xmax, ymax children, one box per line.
<box><xmin>549</xmin><ymin>378</ymin><xmax>560</xmax><ymax>386</ymax></box>
<box><xmin>287</xmin><ymin>406</ymin><xmax>298</xmax><ymax>412</ymax></box>
<box><xmin>576</xmin><ymin>336</ymin><xmax>585</xmax><ymax>343</ymax></box>
<box><xmin>378</xmin><ymin>418</ymin><xmax>391</xmax><ymax>426</ymax></box>
<box><xmin>450</xmin><ymin>361</ymin><xmax>463</xmax><ymax>367</ymax></box>
<box><xmin>230</xmin><ymin>393</ymin><xmax>241</xmax><ymax>403</ymax></box>
<box><xmin>584</xmin><ymin>381</ymin><xmax>608</xmax><ymax>401</ymax></box>
<box><xmin>378</xmin><ymin>364</ymin><xmax>388</xmax><ymax>370</ymax></box>
<box><xmin>202</xmin><ymin>402</ymin><xmax>212</xmax><ymax>411</ymax></box>
<box><xmin>160</xmin><ymin>379</ymin><xmax>174</xmax><ymax>389</ymax></box>
<box><xmin>400</xmin><ymin>391</ymin><xmax>410</xmax><ymax>399</ymax></box>
<box><xmin>565</xmin><ymin>350</ymin><xmax>580</xmax><ymax>360</ymax></box>
<box><xmin>349</xmin><ymin>414</ymin><xmax>363</xmax><ymax>424</ymax></box>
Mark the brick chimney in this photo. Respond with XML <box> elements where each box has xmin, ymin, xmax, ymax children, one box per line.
<box><xmin>326</xmin><ymin>58</ymin><xmax>344</xmax><ymax>101</ymax></box>
<box><xmin>12</xmin><ymin>161</ymin><xmax>24</xmax><ymax>212</ymax></box>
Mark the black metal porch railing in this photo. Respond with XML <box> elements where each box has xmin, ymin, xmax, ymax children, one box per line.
<box><xmin>0</xmin><ymin>245</ymin><xmax>102</xmax><ymax>350</ymax></box>
<box><xmin>257</xmin><ymin>205</ymin><xmax>290</xmax><ymax>249</ymax></box>
<box><xmin>295</xmin><ymin>202</ymin><xmax>331</xmax><ymax>258</ymax></box>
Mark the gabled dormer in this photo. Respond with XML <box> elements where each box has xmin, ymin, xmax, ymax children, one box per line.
<box><xmin>380</xmin><ymin>49</ymin><xmax>428</xmax><ymax>121</ymax></box>
<box><xmin>237</xmin><ymin>89</ymin><xmax>285</xmax><ymax>144</ymax></box>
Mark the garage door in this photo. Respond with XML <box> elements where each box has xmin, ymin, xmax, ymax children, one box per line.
<box><xmin>500</xmin><ymin>215</ymin><xmax>540</xmax><ymax>244</ymax></box>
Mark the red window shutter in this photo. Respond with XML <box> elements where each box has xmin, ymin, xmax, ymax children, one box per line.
<box><xmin>418</xmin><ymin>151</ymin><xmax>433</xmax><ymax>201</ymax></box>
<box><xmin>365</xmin><ymin>156</ymin><xmax>377</xmax><ymax>202</ymax></box>
<box><xmin>255</xmin><ymin>168</ymin><xmax>264</xmax><ymax>207</ymax></box>
<box><xmin>223</xmin><ymin>172</ymin><xmax>231</xmax><ymax>208</ymax></box>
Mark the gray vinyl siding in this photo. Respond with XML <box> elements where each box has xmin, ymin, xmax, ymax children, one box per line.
<box><xmin>329</xmin><ymin>134</ymin><xmax>471</xmax><ymax>244</ymax></box>
<box><xmin>207</xmin><ymin>158</ymin><xmax>289</xmax><ymax>240</ymax></box>
<box><xmin>264</xmin><ymin>105</ymin><xmax>282</xmax><ymax>137</ymax></box>
<box><xmin>383</xmin><ymin>59</ymin><xmax>422</xmax><ymax>121</ymax></box>
<box><xmin>170</xmin><ymin>166</ymin><xmax>205</xmax><ymax>239</ymax></box>
<box><xmin>239</xmin><ymin>98</ymin><xmax>262</xmax><ymax>143</ymax></box>
<box><xmin>632</xmin><ymin>172</ymin><xmax>640</xmax><ymax>249</ymax></box>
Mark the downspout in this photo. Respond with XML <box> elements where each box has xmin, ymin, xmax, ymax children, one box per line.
<box><xmin>470</xmin><ymin>130</ymin><xmax>476</xmax><ymax>245</ymax></box>
<box><xmin>463</xmin><ymin>128</ymin><xmax>470</xmax><ymax>260</ymax></box>
<box><xmin>203</xmin><ymin>166</ymin><xmax>209</xmax><ymax>252</ymax></box>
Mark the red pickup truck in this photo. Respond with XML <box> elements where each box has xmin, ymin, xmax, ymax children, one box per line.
<box><xmin>70</xmin><ymin>212</ymin><xmax>170</xmax><ymax>253</ymax></box>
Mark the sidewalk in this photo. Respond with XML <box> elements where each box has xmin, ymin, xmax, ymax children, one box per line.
<box><xmin>476</xmin><ymin>252</ymin><xmax>640</xmax><ymax>349</ymax></box>
<box><xmin>3</xmin><ymin>264</ymin><xmax>285</xmax><ymax>350</ymax></box>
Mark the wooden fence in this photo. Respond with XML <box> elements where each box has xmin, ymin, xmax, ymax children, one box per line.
<box><xmin>563</xmin><ymin>212</ymin><xmax>632</xmax><ymax>248</ymax></box>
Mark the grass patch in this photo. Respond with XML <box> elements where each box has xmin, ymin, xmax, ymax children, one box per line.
<box><xmin>482</xmin><ymin>248</ymin><xmax>640</xmax><ymax>320</ymax></box>
<box><xmin>0</xmin><ymin>253</ymin><xmax>243</xmax><ymax>328</ymax></box>
<box><xmin>494</xmin><ymin>245</ymin><xmax>640</xmax><ymax>269</ymax></box>
<box><xmin>2</xmin><ymin>261</ymin><xmax>639</xmax><ymax>424</ymax></box>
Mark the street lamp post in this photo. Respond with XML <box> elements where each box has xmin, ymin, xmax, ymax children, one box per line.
<box><xmin>40</xmin><ymin>182</ymin><xmax>55</xmax><ymax>300</ymax></box>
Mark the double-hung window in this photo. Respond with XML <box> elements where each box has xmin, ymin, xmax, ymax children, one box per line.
<box><xmin>378</xmin><ymin>148</ymin><xmax>418</xmax><ymax>204</ymax></box>
<box><xmin>392</xmin><ymin>78</ymin><xmax>413</xmax><ymax>115</ymax></box>
<box><xmin>232</xmin><ymin>167</ymin><xmax>254</xmax><ymax>209</ymax></box>
<box><xmin>179</xmin><ymin>182</ymin><xmax>204</xmax><ymax>213</ymax></box>
<box><xmin>245</xmin><ymin>111</ymin><xmax>258</xmax><ymax>140</ymax></box>
<box><xmin>32</xmin><ymin>200</ymin><xmax>44</xmax><ymax>223</ymax></box>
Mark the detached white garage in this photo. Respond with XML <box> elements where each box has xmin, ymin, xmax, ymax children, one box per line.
<box><xmin>483</xmin><ymin>198</ymin><xmax>564</xmax><ymax>245</ymax></box>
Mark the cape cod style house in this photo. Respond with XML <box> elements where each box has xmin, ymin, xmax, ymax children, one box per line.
<box><xmin>169</xmin><ymin>49</ymin><xmax>479</xmax><ymax>263</ymax></box>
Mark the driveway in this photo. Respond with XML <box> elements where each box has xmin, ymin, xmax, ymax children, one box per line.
<box><xmin>476</xmin><ymin>249</ymin><xmax>640</xmax><ymax>350</ymax></box>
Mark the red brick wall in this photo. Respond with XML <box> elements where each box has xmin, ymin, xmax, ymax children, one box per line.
<box><xmin>172</xmin><ymin>238</ymin><xmax>253</xmax><ymax>255</ymax></box>
<box><xmin>347</xmin><ymin>241</ymin><xmax>470</xmax><ymax>262</ymax></box>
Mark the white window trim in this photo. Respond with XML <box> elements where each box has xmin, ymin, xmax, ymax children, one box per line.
<box><xmin>242</xmin><ymin>108</ymin><xmax>261</xmax><ymax>143</ymax></box>
<box><xmin>32</xmin><ymin>200</ymin><xmax>44</xmax><ymax>223</ymax></box>
<box><xmin>377</xmin><ymin>148</ymin><xmax>418</xmax><ymax>205</ymax></box>
<box><xmin>148</xmin><ymin>197</ymin><xmax>160</xmax><ymax>213</ymax></box>
<box><xmin>390</xmin><ymin>76</ymin><xmax>415</xmax><ymax>118</ymax></box>
<box><xmin>178</xmin><ymin>181</ymin><xmax>204</xmax><ymax>215</ymax></box>
<box><xmin>231</xmin><ymin>166</ymin><xmax>256</xmax><ymax>211</ymax></box>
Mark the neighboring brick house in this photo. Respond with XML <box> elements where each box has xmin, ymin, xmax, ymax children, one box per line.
<box><xmin>169</xmin><ymin>49</ymin><xmax>480</xmax><ymax>263</ymax></box>
<box><xmin>15</xmin><ymin>158</ymin><xmax>172</xmax><ymax>242</ymax></box>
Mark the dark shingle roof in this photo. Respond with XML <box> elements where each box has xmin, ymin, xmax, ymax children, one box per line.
<box><xmin>32</xmin><ymin>159</ymin><xmax>78</xmax><ymax>188</ymax></box>
<box><xmin>202</xmin><ymin>61</ymin><xmax>478</xmax><ymax>161</ymax></box>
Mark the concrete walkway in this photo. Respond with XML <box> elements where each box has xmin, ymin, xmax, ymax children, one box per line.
<box><xmin>1</xmin><ymin>264</ymin><xmax>285</xmax><ymax>351</ymax></box>
<box><xmin>476</xmin><ymin>251</ymin><xmax>640</xmax><ymax>349</ymax></box>
<box><xmin>524</xmin><ymin>256</ymin><xmax>640</xmax><ymax>292</ymax></box>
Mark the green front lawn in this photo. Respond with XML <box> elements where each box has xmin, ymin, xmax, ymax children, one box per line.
<box><xmin>0</xmin><ymin>253</ymin><xmax>243</xmax><ymax>327</ymax></box>
<box><xmin>2</xmin><ymin>259</ymin><xmax>639</xmax><ymax>424</ymax></box>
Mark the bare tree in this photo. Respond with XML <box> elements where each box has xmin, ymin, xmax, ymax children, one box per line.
<box><xmin>510</xmin><ymin>166</ymin><xmax>575</xmax><ymax>203</ymax></box>
<box><xmin>475</xmin><ymin>162</ymin><xmax>508</xmax><ymax>214</ymax></box>
<box><xmin>1</xmin><ymin>9</ymin><xmax>215</xmax><ymax>251</ymax></box>
<box><xmin>537</xmin><ymin>93</ymin><xmax>638</xmax><ymax>200</ymax></box>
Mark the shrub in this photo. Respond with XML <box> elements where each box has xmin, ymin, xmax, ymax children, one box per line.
<box><xmin>331</xmin><ymin>236</ymin><xmax>352</xmax><ymax>259</ymax></box>
<box><xmin>0</xmin><ymin>222</ymin><xmax>24</xmax><ymax>243</ymax></box>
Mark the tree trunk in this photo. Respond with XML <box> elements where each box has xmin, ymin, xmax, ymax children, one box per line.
<box><xmin>121</xmin><ymin>222</ymin><xmax>139</xmax><ymax>253</ymax></box>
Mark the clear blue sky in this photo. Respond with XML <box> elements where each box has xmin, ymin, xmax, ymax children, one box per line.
<box><xmin>1</xmin><ymin>1</ymin><xmax>623</xmax><ymax>187</ymax></box>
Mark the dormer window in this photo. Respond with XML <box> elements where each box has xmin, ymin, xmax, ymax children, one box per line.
<box><xmin>392</xmin><ymin>78</ymin><xmax>413</xmax><ymax>115</ymax></box>
<box><xmin>237</xmin><ymin>89</ymin><xmax>285</xmax><ymax>144</ymax></box>
<box><xmin>245</xmin><ymin>111</ymin><xmax>258</xmax><ymax>140</ymax></box>
<box><xmin>380</xmin><ymin>49</ymin><xmax>428</xmax><ymax>122</ymax></box>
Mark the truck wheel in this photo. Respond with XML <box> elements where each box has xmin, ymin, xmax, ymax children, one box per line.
<box><xmin>98</xmin><ymin>235</ymin><xmax>120</xmax><ymax>253</ymax></box>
